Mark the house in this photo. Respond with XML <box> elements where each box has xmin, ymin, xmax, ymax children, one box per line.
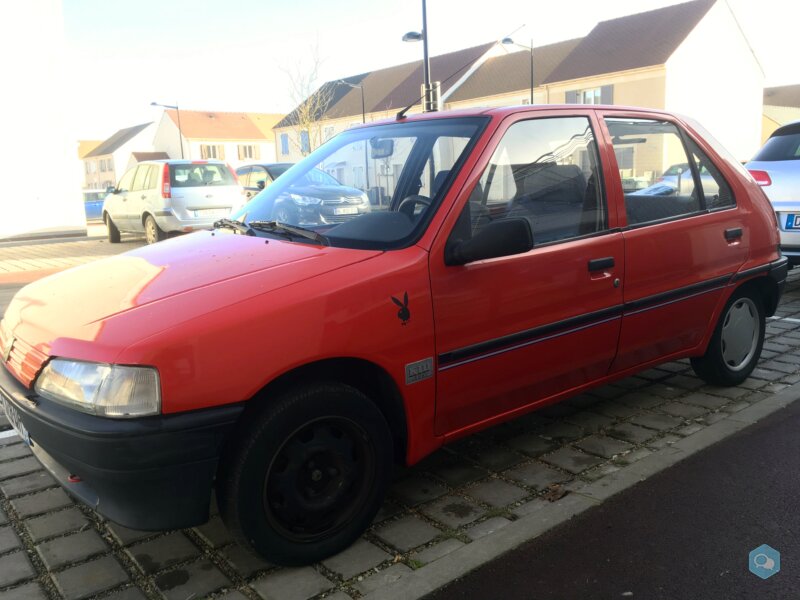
<box><xmin>762</xmin><ymin>84</ymin><xmax>800</xmax><ymax>144</ymax></box>
<box><xmin>152</xmin><ymin>110</ymin><xmax>284</xmax><ymax>168</ymax></box>
<box><xmin>82</xmin><ymin>122</ymin><xmax>155</xmax><ymax>190</ymax></box>
<box><xmin>277</xmin><ymin>0</ymin><xmax>764</xmax><ymax>164</ymax></box>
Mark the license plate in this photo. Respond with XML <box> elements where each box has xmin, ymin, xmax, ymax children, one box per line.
<box><xmin>193</xmin><ymin>208</ymin><xmax>229</xmax><ymax>218</ymax></box>
<box><xmin>1</xmin><ymin>392</ymin><xmax>30</xmax><ymax>445</ymax></box>
<box><xmin>334</xmin><ymin>207</ymin><xmax>358</xmax><ymax>216</ymax></box>
<box><xmin>786</xmin><ymin>214</ymin><xmax>800</xmax><ymax>230</ymax></box>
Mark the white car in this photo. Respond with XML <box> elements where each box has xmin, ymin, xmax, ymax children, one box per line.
<box><xmin>747</xmin><ymin>121</ymin><xmax>800</xmax><ymax>265</ymax></box>
<box><xmin>102</xmin><ymin>160</ymin><xmax>243</xmax><ymax>244</ymax></box>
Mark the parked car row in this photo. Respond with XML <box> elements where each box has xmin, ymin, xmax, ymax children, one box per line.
<box><xmin>3</xmin><ymin>105</ymin><xmax>786</xmax><ymax>568</ymax></box>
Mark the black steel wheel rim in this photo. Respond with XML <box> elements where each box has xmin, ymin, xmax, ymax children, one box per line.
<box><xmin>263</xmin><ymin>416</ymin><xmax>376</xmax><ymax>542</ymax></box>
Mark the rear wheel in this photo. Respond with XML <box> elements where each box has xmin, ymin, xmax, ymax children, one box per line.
<box><xmin>217</xmin><ymin>382</ymin><xmax>393</xmax><ymax>566</ymax></box>
<box><xmin>105</xmin><ymin>214</ymin><xmax>121</xmax><ymax>244</ymax></box>
<box><xmin>144</xmin><ymin>215</ymin><xmax>166</xmax><ymax>244</ymax></box>
<box><xmin>691</xmin><ymin>288</ymin><xmax>764</xmax><ymax>386</ymax></box>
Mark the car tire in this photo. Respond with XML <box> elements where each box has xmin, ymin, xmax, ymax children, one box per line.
<box><xmin>144</xmin><ymin>215</ymin><xmax>166</xmax><ymax>245</ymax></box>
<box><xmin>105</xmin><ymin>214</ymin><xmax>121</xmax><ymax>244</ymax></box>
<box><xmin>691</xmin><ymin>287</ymin><xmax>764</xmax><ymax>386</ymax></box>
<box><xmin>217</xmin><ymin>382</ymin><xmax>393</xmax><ymax>566</ymax></box>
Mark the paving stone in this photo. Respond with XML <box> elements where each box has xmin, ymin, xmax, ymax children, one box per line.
<box><xmin>772</xmin><ymin>352</ymin><xmax>800</xmax><ymax>365</ymax></box>
<box><xmin>465</xmin><ymin>516</ymin><xmax>511</xmax><ymax>541</ymax></box>
<box><xmin>537</xmin><ymin>422</ymin><xmax>584</xmax><ymax>442</ymax></box>
<box><xmin>390</xmin><ymin>475</ymin><xmax>448</xmax><ymax>507</ymax></box>
<box><xmin>511</xmin><ymin>497</ymin><xmax>549</xmax><ymax>518</ymax></box>
<box><xmin>354</xmin><ymin>563</ymin><xmax>412</xmax><ymax>596</ymax></box>
<box><xmin>372</xmin><ymin>500</ymin><xmax>402</xmax><ymax>525</ymax></box>
<box><xmin>738</xmin><ymin>378</ymin><xmax>767</xmax><ymax>390</ymax></box>
<box><xmin>52</xmin><ymin>555</ymin><xmax>128</xmax><ymax>600</ymax></box>
<box><xmin>0</xmin><ymin>581</ymin><xmax>47</xmax><ymax>599</ymax></box>
<box><xmin>594</xmin><ymin>401</ymin><xmax>640</xmax><ymax>419</ymax></box>
<box><xmin>761</xmin><ymin>360</ymin><xmax>798</xmax><ymax>374</ymax></box>
<box><xmin>565</xmin><ymin>393</ymin><xmax>604</xmax><ymax>407</ymax></box>
<box><xmin>664</xmin><ymin>375</ymin><xmax>704</xmax><ymax>390</ymax></box>
<box><xmin>701</xmin><ymin>412</ymin><xmax>730</xmax><ymax>425</ymax></box>
<box><xmin>615</xmin><ymin>392</ymin><xmax>664</xmax><ymax>410</ymax></box>
<box><xmin>154</xmin><ymin>559</ymin><xmax>231</xmax><ymax>600</ymax></box>
<box><xmin>221</xmin><ymin>543</ymin><xmax>272</xmax><ymax>578</ymax></box>
<box><xmin>604</xmin><ymin>422</ymin><xmax>656</xmax><ymax>444</ymax></box>
<box><xmin>638</xmin><ymin>368</ymin><xmax>668</xmax><ymax>381</ymax></box>
<box><xmin>506</xmin><ymin>433</ymin><xmax>557</xmax><ymax>457</ymax></box>
<box><xmin>105</xmin><ymin>523</ymin><xmax>153</xmax><ymax>546</ymax></box>
<box><xmin>0</xmin><ymin>507</ymin><xmax>6</xmax><ymax>525</ymax></box>
<box><xmin>751</xmin><ymin>368</ymin><xmax>785</xmax><ymax>382</ymax></box>
<box><xmin>410</xmin><ymin>538</ymin><xmax>465</xmax><ymax>564</ymax></box>
<box><xmin>427</xmin><ymin>459</ymin><xmax>487</xmax><ymax>487</ymax></box>
<box><xmin>658</xmin><ymin>402</ymin><xmax>708</xmax><ymax>419</ymax></box>
<box><xmin>466</xmin><ymin>478</ymin><xmax>528</xmax><ymax>507</ymax></box>
<box><xmin>192</xmin><ymin>515</ymin><xmax>235</xmax><ymax>548</ymax></box>
<box><xmin>376</xmin><ymin>515</ymin><xmax>441</xmax><ymax>552</ymax></box>
<box><xmin>251</xmin><ymin>566</ymin><xmax>333</xmax><ymax>600</ymax></box>
<box><xmin>582</xmin><ymin>462</ymin><xmax>621</xmax><ymax>482</ymax></box>
<box><xmin>0</xmin><ymin>457</ymin><xmax>41</xmax><ymax>480</ymax></box>
<box><xmin>587</xmin><ymin>385</ymin><xmax>625</xmax><ymax>400</ymax></box>
<box><xmin>541</xmin><ymin>447</ymin><xmax>605</xmax><ymax>474</ymax></box>
<box><xmin>781</xmin><ymin>373</ymin><xmax>800</xmax><ymax>384</ymax></box>
<box><xmin>763</xmin><ymin>382</ymin><xmax>789</xmax><ymax>393</ymax></box>
<box><xmin>503</xmin><ymin>462</ymin><xmax>570</xmax><ymax>490</ymax></box>
<box><xmin>614</xmin><ymin>447</ymin><xmax>653</xmax><ymax>465</ymax></box>
<box><xmin>216</xmin><ymin>593</ymin><xmax>251</xmax><ymax>600</ymax></box>
<box><xmin>703</xmin><ymin>385</ymin><xmax>749</xmax><ymax>399</ymax></box>
<box><xmin>646</xmin><ymin>383</ymin><xmax>685</xmax><ymax>399</ymax></box>
<box><xmin>466</xmin><ymin>445</ymin><xmax>524</xmax><ymax>471</ymax></box>
<box><xmin>629</xmin><ymin>412</ymin><xmax>684</xmax><ymax>431</ymax></box>
<box><xmin>575</xmin><ymin>435</ymin><xmax>634</xmax><ymax>459</ymax></box>
<box><xmin>677</xmin><ymin>423</ymin><xmax>705</xmax><ymax>436</ymax></box>
<box><xmin>421</xmin><ymin>495</ymin><xmax>485</xmax><ymax>528</ymax></box>
<box><xmin>681</xmin><ymin>393</ymin><xmax>730</xmax><ymax>410</ymax></box>
<box><xmin>104</xmin><ymin>589</ymin><xmax>148</xmax><ymax>600</ymax></box>
<box><xmin>24</xmin><ymin>508</ymin><xmax>89</xmax><ymax>542</ymax></box>
<box><xmin>126</xmin><ymin>532</ymin><xmax>200</xmax><ymax>574</ymax></box>
<box><xmin>10</xmin><ymin>488</ymin><xmax>72</xmax><ymax>518</ymax></box>
<box><xmin>657</xmin><ymin>362</ymin><xmax>690</xmax><ymax>373</ymax></box>
<box><xmin>0</xmin><ymin>470</ymin><xmax>57</xmax><ymax>497</ymax></box>
<box><xmin>0</xmin><ymin>525</ymin><xmax>21</xmax><ymax>554</ymax></box>
<box><xmin>323</xmin><ymin>538</ymin><xmax>391</xmax><ymax>579</ymax></box>
<box><xmin>647</xmin><ymin>434</ymin><xmax>682</xmax><ymax>450</ymax></box>
<box><xmin>0</xmin><ymin>551</ymin><xmax>35</xmax><ymax>587</ymax></box>
<box><xmin>564</xmin><ymin>411</ymin><xmax>616</xmax><ymax>432</ymax></box>
<box><xmin>537</xmin><ymin>402</ymin><xmax>580</xmax><ymax>417</ymax></box>
<box><xmin>36</xmin><ymin>529</ymin><xmax>107</xmax><ymax>570</ymax></box>
<box><xmin>0</xmin><ymin>443</ymin><xmax>31</xmax><ymax>461</ymax></box>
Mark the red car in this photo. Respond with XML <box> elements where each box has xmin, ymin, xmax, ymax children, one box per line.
<box><xmin>0</xmin><ymin>106</ymin><xmax>786</xmax><ymax>565</ymax></box>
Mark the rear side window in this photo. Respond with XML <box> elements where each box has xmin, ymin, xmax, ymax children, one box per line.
<box><xmin>753</xmin><ymin>128</ymin><xmax>800</xmax><ymax>161</ymax></box>
<box><xmin>170</xmin><ymin>164</ymin><xmax>235</xmax><ymax>188</ymax></box>
<box><xmin>684</xmin><ymin>137</ymin><xmax>734</xmax><ymax>210</ymax></box>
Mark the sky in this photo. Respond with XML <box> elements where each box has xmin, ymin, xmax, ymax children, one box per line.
<box><xmin>61</xmin><ymin>0</ymin><xmax>798</xmax><ymax>141</ymax></box>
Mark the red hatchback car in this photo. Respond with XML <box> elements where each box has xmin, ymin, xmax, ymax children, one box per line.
<box><xmin>0</xmin><ymin>106</ymin><xmax>786</xmax><ymax>565</ymax></box>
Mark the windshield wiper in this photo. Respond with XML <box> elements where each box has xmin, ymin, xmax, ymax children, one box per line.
<box><xmin>213</xmin><ymin>218</ymin><xmax>253</xmax><ymax>235</ymax></box>
<box><xmin>248</xmin><ymin>220</ymin><xmax>329</xmax><ymax>246</ymax></box>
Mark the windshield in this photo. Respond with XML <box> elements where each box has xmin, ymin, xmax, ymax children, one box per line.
<box><xmin>233</xmin><ymin>117</ymin><xmax>486</xmax><ymax>249</ymax></box>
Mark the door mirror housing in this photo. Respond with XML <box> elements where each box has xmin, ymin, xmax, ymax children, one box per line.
<box><xmin>106</xmin><ymin>186</ymin><xmax>116</xmax><ymax>194</ymax></box>
<box><xmin>446</xmin><ymin>218</ymin><xmax>533</xmax><ymax>266</ymax></box>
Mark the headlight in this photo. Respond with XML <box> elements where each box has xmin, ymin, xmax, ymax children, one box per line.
<box><xmin>289</xmin><ymin>194</ymin><xmax>321</xmax><ymax>206</ymax></box>
<box><xmin>34</xmin><ymin>359</ymin><xmax>161</xmax><ymax>418</ymax></box>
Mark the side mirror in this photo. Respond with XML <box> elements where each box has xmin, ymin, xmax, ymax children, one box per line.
<box><xmin>370</xmin><ymin>137</ymin><xmax>394</xmax><ymax>159</ymax></box>
<box><xmin>256</xmin><ymin>179</ymin><xmax>266</xmax><ymax>190</ymax></box>
<box><xmin>106</xmin><ymin>186</ymin><xmax>116</xmax><ymax>194</ymax></box>
<box><xmin>446</xmin><ymin>218</ymin><xmax>533</xmax><ymax>266</ymax></box>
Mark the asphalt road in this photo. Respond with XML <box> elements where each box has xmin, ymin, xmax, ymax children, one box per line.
<box><xmin>429</xmin><ymin>391</ymin><xmax>800</xmax><ymax>600</ymax></box>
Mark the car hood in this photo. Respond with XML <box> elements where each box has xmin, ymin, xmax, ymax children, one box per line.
<box><xmin>286</xmin><ymin>184</ymin><xmax>366</xmax><ymax>201</ymax></box>
<box><xmin>0</xmin><ymin>231</ymin><xmax>380</xmax><ymax>384</ymax></box>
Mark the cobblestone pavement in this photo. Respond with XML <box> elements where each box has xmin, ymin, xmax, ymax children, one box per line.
<box><xmin>0</xmin><ymin>261</ymin><xmax>799</xmax><ymax>598</ymax></box>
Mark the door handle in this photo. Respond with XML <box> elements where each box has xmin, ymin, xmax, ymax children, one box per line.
<box><xmin>724</xmin><ymin>227</ymin><xmax>742</xmax><ymax>241</ymax></box>
<box><xmin>140</xmin><ymin>194</ymin><xmax>147</xmax><ymax>200</ymax></box>
<box><xmin>588</xmin><ymin>257</ymin><xmax>615</xmax><ymax>271</ymax></box>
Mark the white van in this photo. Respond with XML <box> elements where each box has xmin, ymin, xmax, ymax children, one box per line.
<box><xmin>102</xmin><ymin>160</ymin><xmax>243</xmax><ymax>244</ymax></box>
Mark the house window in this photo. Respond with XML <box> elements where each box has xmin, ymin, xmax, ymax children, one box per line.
<box><xmin>238</xmin><ymin>144</ymin><xmax>260</xmax><ymax>160</ymax></box>
<box><xmin>324</xmin><ymin>126</ymin><xmax>334</xmax><ymax>141</ymax></box>
<box><xmin>300</xmin><ymin>131</ymin><xmax>310</xmax><ymax>154</ymax></box>
<box><xmin>200</xmin><ymin>144</ymin><xmax>225</xmax><ymax>160</ymax></box>
<box><xmin>566</xmin><ymin>86</ymin><xmax>613</xmax><ymax>105</ymax></box>
<box><xmin>280</xmin><ymin>133</ymin><xmax>289</xmax><ymax>155</ymax></box>
<box><xmin>581</xmin><ymin>88</ymin><xmax>601</xmax><ymax>104</ymax></box>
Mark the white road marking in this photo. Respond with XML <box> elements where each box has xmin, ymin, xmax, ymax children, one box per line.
<box><xmin>769</xmin><ymin>316</ymin><xmax>800</xmax><ymax>324</ymax></box>
<box><xmin>0</xmin><ymin>429</ymin><xmax>19</xmax><ymax>440</ymax></box>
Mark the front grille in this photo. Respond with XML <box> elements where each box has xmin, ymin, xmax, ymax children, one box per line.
<box><xmin>322</xmin><ymin>214</ymin><xmax>354</xmax><ymax>224</ymax></box>
<box><xmin>6</xmin><ymin>336</ymin><xmax>47</xmax><ymax>387</ymax></box>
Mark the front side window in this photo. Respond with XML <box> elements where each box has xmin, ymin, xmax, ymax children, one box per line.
<box><xmin>117</xmin><ymin>168</ymin><xmax>136</xmax><ymax>192</ymax></box>
<box><xmin>448</xmin><ymin>116</ymin><xmax>606</xmax><ymax>249</ymax></box>
<box><xmin>233</xmin><ymin>117</ymin><xmax>486</xmax><ymax>250</ymax></box>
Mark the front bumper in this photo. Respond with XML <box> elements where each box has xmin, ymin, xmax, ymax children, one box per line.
<box><xmin>0</xmin><ymin>364</ymin><xmax>244</xmax><ymax>531</ymax></box>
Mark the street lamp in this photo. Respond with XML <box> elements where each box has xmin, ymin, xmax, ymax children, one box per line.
<box><xmin>501</xmin><ymin>37</ymin><xmax>534</xmax><ymax>105</ymax></box>
<box><xmin>402</xmin><ymin>0</ymin><xmax>439</xmax><ymax>112</ymax></box>
<box><xmin>338</xmin><ymin>81</ymin><xmax>370</xmax><ymax>191</ymax></box>
<box><xmin>151</xmin><ymin>101</ymin><xmax>184</xmax><ymax>159</ymax></box>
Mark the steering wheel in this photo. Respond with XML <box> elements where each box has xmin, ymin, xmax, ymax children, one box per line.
<box><xmin>398</xmin><ymin>195</ymin><xmax>431</xmax><ymax>219</ymax></box>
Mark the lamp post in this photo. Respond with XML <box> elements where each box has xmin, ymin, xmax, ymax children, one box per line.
<box><xmin>338</xmin><ymin>81</ymin><xmax>370</xmax><ymax>191</ymax></box>
<box><xmin>151</xmin><ymin>101</ymin><xmax>184</xmax><ymax>159</ymax></box>
<box><xmin>402</xmin><ymin>0</ymin><xmax>438</xmax><ymax>112</ymax></box>
<box><xmin>501</xmin><ymin>37</ymin><xmax>534</xmax><ymax>105</ymax></box>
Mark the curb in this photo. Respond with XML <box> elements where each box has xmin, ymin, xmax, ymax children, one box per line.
<box><xmin>365</xmin><ymin>381</ymin><xmax>800</xmax><ymax>600</ymax></box>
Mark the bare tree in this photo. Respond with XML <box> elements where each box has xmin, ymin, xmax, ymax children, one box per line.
<box><xmin>283</xmin><ymin>46</ymin><xmax>336</xmax><ymax>156</ymax></box>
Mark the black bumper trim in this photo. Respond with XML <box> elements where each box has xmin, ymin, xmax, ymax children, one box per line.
<box><xmin>0</xmin><ymin>364</ymin><xmax>245</xmax><ymax>530</ymax></box>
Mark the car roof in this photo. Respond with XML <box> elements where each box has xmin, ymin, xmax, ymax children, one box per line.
<box><xmin>138</xmin><ymin>160</ymin><xmax>227</xmax><ymax>165</ymax></box>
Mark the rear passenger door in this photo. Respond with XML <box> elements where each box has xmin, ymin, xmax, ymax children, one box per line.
<box><xmin>599</xmin><ymin>113</ymin><xmax>747</xmax><ymax>373</ymax></box>
<box><xmin>430</xmin><ymin>112</ymin><xmax>625</xmax><ymax>435</ymax></box>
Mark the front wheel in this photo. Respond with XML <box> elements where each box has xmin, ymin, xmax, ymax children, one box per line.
<box><xmin>691</xmin><ymin>288</ymin><xmax>764</xmax><ymax>386</ymax></box>
<box><xmin>105</xmin><ymin>214</ymin><xmax>121</xmax><ymax>244</ymax></box>
<box><xmin>217</xmin><ymin>382</ymin><xmax>393</xmax><ymax>566</ymax></box>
